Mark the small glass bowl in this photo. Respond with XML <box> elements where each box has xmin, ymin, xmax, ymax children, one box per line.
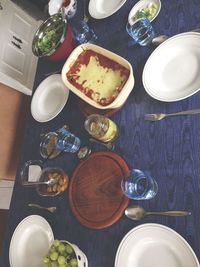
<box><xmin>20</xmin><ymin>160</ymin><xmax>43</xmax><ymax>186</ymax></box>
<box><xmin>40</xmin><ymin>132</ymin><xmax>61</xmax><ymax>159</ymax></box>
<box><xmin>36</xmin><ymin>167</ymin><xmax>69</xmax><ymax>197</ymax></box>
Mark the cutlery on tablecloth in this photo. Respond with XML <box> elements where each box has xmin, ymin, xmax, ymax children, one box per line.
<box><xmin>144</xmin><ymin>108</ymin><xmax>200</xmax><ymax>121</ymax></box>
<box><xmin>83</xmin><ymin>0</ymin><xmax>89</xmax><ymax>22</ymax></box>
<box><xmin>28</xmin><ymin>203</ymin><xmax>57</xmax><ymax>213</ymax></box>
<box><xmin>89</xmin><ymin>138</ymin><xmax>115</xmax><ymax>150</ymax></box>
<box><xmin>22</xmin><ymin>178</ymin><xmax>57</xmax><ymax>187</ymax></box>
<box><xmin>125</xmin><ymin>205</ymin><xmax>191</xmax><ymax>221</ymax></box>
<box><xmin>152</xmin><ymin>28</ymin><xmax>200</xmax><ymax>45</ymax></box>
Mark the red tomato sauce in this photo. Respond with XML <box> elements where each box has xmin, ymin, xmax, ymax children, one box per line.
<box><xmin>66</xmin><ymin>49</ymin><xmax>130</xmax><ymax>106</ymax></box>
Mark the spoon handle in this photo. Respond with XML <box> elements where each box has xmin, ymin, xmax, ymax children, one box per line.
<box><xmin>28</xmin><ymin>203</ymin><xmax>46</xmax><ymax>210</ymax></box>
<box><xmin>28</xmin><ymin>204</ymin><xmax>56</xmax><ymax>213</ymax></box>
<box><xmin>146</xmin><ymin>211</ymin><xmax>191</xmax><ymax>216</ymax></box>
<box><xmin>22</xmin><ymin>181</ymin><xmax>46</xmax><ymax>186</ymax></box>
<box><xmin>89</xmin><ymin>138</ymin><xmax>114</xmax><ymax>150</ymax></box>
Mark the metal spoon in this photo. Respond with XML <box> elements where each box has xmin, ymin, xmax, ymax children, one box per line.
<box><xmin>125</xmin><ymin>205</ymin><xmax>191</xmax><ymax>221</ymax></box>
<box><xmin>89</xmin><ymin>138</ymin><xmax>115</xmax><ymax>150</ymax></box>
<box><xmin>83</xmin><ymin>0</ymin><xmax>89</xmax><ymax>23</ymax></box>
<box><xmin>22</xmin><ymin>178</ymin><xmax>57</xmax><ymax>187</ymax></box>
<box><xmin>152</xmin><ymin>28</ymin><xmax>200</xmax><ymax>46</ymax></box>
<box><xmin>28</xmin><ymin>204</ymin><xmax>57</xmax><ymax>213</ymax></box>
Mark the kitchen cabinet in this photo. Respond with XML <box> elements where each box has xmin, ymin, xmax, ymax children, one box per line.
<box><xmin>0</xmin><ymin>0</ymin><xmax>41</xmax><ymax>95</ymax></box>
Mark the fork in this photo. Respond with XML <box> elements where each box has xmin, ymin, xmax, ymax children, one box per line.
<box><xmin>144</xmin><ymin>108</ymin><xmax>200</xmax><ymax>121</ymax></box>
<box><xmin>28</xmin><ymin>204</ymin><xmax>57</xmax><ymax>213</ymax></box>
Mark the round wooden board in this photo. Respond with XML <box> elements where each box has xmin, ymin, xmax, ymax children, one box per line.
<box><xmin>68</xmin><ymin>152</ymin><xmax>129</xmax><ymax>229</ymax></box>
<box><xmin>78</xmin><ymin>99</ymin><xmax>120</xmax><ymax>117</ymax></box>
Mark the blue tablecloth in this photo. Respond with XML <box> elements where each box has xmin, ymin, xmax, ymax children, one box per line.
<box><xmin>1</xmin><ymin>0</ymin><xmax>200</xmax><ymax>266</ymax></box>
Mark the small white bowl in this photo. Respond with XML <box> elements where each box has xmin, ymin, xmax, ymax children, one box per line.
<box><xmin>31</xmin><ymin>74</ymin><xmax>69</xmax><ymax>122</ymax></box>
<box><xmin>61</xmin><ymin>43</ymin><xmax>134</xmax><ymax>110</ymax></box>
<box><xmin>128</xmin><ymin>0</ymin><xmax>161</xmax><ymax>23</ymax></box>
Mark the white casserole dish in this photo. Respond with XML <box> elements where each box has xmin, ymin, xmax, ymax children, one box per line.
<box><xmin>61</xmin><ymin>43</ymin><xmax>135</xmax><ymax>109</ymax></box>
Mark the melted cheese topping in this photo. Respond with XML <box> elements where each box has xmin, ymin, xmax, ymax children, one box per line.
<box><xmin>75</xmin><ymin>56</ymin><xmax>127</xmax><ymax>99</ymax></box>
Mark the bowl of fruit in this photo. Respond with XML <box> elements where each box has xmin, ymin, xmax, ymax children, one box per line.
<box><xmin>37</xmin><ymin>167</ymin><xmax>69</xmax><ymax>197</ymax></box>
<box><xmin>42</xmin><ymin>239</ymin><xmax>88</xmax><ymax>267</ymax></box>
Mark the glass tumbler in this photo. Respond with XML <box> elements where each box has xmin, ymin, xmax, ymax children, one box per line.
<box><xmin>121</xmin><ymin>169</ymin><xmax>158</xmax><ymax>200</ymax></box>
<box><xmin>126</xmin><ymin>18</ymin><xmax>155</xmax><ymax>46</ymax></box>
<box><xmin>56</xmin><ymin>126</ymin><xmax>81</xmax><ymax>153</ymax></box>
<box><xmin>73</xmin><ymin>20</ymin><xmax>98</xmax><ymax>44</ymax></box>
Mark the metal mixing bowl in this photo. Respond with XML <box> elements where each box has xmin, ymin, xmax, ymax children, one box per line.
<box><xmin>32</xmin><ymin>13</ymin><xmax>67</xmax><ymax>57</ymax></box>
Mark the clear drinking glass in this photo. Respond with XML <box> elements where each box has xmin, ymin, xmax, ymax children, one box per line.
<box><xmin>121</xmin><ymin>169</ymin><xmax>158</xmax><ymax>200</ymax></box>
<box><xmin>126</xmin><ymin>18</ymin><xmax>155</xmax><ymax>46</ymax></box>
<box><xmin>73</xmin><ymin>20</ymin><xmax>98</xmax><ymax>44</ymax></box>
<box><xmin>55</xmin><ymin>126</ymin><xmax>81</xmax><ymax>153</ymax></box>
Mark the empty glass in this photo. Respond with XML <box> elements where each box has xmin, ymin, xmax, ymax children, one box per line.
<box><xmin>55</xmin><ymin>126</ymin><xmax>81</xmax><ymax>153</ymax></box>
<box><xmin>126</xmin><ymin>18</ymin><xmax>155</xmax><ymax>46</ymax></box>
<box><xmin>73</xmin><ymin>20</ymin><xmax>97</xmax><ymax>44</ymax></box>
<box><xmin>121</xmin><ymin>169</ymin><xmax>158</xmax><ymax>200</ymax></box>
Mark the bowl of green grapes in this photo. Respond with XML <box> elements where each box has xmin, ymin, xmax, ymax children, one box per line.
<box><xmin>42</xmin><ymin>240</ymin><xmax>88</xmax><ymax>267</ymax></box>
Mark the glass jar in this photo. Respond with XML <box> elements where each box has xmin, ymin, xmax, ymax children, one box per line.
<box><xmin>84</xmin><ymin>114</ymin><xmax>118</xmax><ymax>142</ymax></box>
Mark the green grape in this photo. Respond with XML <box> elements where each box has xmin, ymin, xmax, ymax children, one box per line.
<box><xmin>43</xmin><ymin>256</ymin><xmax>50</xmax><ymax>264</ymax></box>
<box><xmin>70</xmin><ymin>258</ymin><xmax>78</xmax><ymax>267</ymax></box>
<box><xmin>57</xmin><ymin>255</ymin><xmax>66</xmax><ymax>265</ymax></box>
<box><xmin>43</xmin><ymin>263</ymin><xmax>49</xmax><ymax>267</ymax></box>
<box><xmin>58</xmin><ymin>243</ymin><xmax>66</xmax><ymax>254</ymax></box>
<box><xmin>50</xmin><ymin>251</ymin><xmax>59</xmax><ymax>261</ymax></box>
<box><xmin>62</xmin><ymin>251</ymin><xmax>67</xmax><ymax>257</ymax></box>
<box><xmin>59</xmin><ymin>264</ymin><xmax>67</xmax><ymax>267</ymax></box>
<box><xmin>53</xmin><ymin>240</ymin><xmax>61</xmax><ymax>248</ymax></box>
<box><xmin>51</xmin><ymin>262</ymin><xmax>59</xmax><ymax>267</ymax></box>
<box><xmin>65</xmin><ymin>244</ymin><xmax>73</xmax><ymax>254</ymax></box>
<box><xmin>50</xmin><ymin>245</ymin><xmax>56</xmax><ymax>253</ymax></box>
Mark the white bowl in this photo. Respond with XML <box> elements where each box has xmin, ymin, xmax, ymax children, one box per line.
<box><xmin>89</xmin><ymin>0</ymin><xmax>128</xmax><ymax>20</ymax></box>
<box><xmin>59</xmin><ymin>240</ymin><xmax>88</xmax><ymax>267</ymax></box>
<box><xmin>128</xmin><ymin>0</ymin><xmax>161</xmax><ymax>23</ymax></box>
<box><xmin>31</xmin><ymin>74</ymin><xmax>69</xmax><ymax>122</ymax></box>
<box><xmin>61</xmin><ymin>43</ymin><xmax>134</xmax><ymax>109</ymax></box>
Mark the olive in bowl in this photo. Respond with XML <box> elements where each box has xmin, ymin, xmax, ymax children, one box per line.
<box><xmin>37</xmin><ymin>168</ymin><xmax>69</xmax><ymax>197</ymax></box>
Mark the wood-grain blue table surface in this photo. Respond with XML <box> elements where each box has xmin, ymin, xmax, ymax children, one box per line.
<box><xmin>1</xmin><ymin>0</ymin><xmax>200</xmax><ymax>266</ymax></box>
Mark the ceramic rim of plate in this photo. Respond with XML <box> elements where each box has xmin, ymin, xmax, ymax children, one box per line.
<box><xmin>31</xmin><ymin>74</ymin><xmax>69</xmax><ymax>122</ymax></box>
<box><xmin>89</xmin><ymin>0</ymin><xmax>128</xmax><ymax>19</ymax></box>
<box><xmin>142</xmin><ymin>32</ymin><xmax>200</xmax><ymax>102</ymax></box>
<box><xmin>115</xmin><ymin>223</ymin><xmax>199</xmax><ymax>267</ymax></box>
<box><xmin>9</xmin><ymin>215</ymin><xmax>54</xmax><ymax>267</ymax></box>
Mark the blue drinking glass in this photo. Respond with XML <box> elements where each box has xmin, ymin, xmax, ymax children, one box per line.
<box><xmin>73</xmin><ymin>20</ymin><xmax>98</xmax><ymax>44</ymax></box>
<box><xmin>126</xmin><ymin>18</ymin><xmax>155</xmax><ymax>46</ymax></box>
<box><xmin>121</xmin><ymin>169</ymin><xmax>158</xmax><ymax>200</ymax></box>
<box><xmin>55</xmin><ymin>127</ymin><xmax>81</xmax><ymax>153</ymax></box>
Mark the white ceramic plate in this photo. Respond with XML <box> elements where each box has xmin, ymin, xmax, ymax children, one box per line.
<box><xmin>128</xmin><ymin>0</ymin><xmax>161</xmax><ymax>23</ymax></box>
<box><xmin>143</xmin><ymin>33</ymin><xmax>200</xmax><ymax>102</ymax></box>
<box><xmin>89</xmin><ymin>0</ymin><xmax>127</xmax><ymax>19</ymax></box>
<box><xmin>9</xmin><ymin>215</ymin><xmax>54</xmax><ymax>267</ymax></box>
<box><xmin>115</xmin><ymin>223</ymin><xmax>199</xmax><ymax>267</ymax></box>
<box><xmin>31</xmin><ymin>74</ymin><xmax>69</xmax><ymax>122</ymax></box>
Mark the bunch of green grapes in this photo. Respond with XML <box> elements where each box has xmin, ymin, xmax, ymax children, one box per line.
<box><xmin>43</xmin><ymin>240</ymin><xmax>78</xmax><ymax>267</ymax></box>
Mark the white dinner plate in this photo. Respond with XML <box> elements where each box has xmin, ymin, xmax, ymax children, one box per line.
<box><xmin>115</xmin><ymin>223</ymin><xmax>199</xmax><ymax>267</ymax></box>
<box><xmin>31</xmin><ymin>74</ymin><xmax>69</xmax><ymax>122</ymax></box>
<box><xmin>143</xmin><ymin>32</ymin><xmax>200</xmax><ymax>102</ymax></box>
<box><xmin>128</xmin><ymin>0</ymin><xmax>161</xmax><ymax>23</ymax></box>
<box><xmin>9</xmin><ymin>215</ymin><xmax>54</xmax><ymax>267</ymax></box>
<box><xmin>89</xmin><ymin>0</ymin><xmax>127</xmax><ymax>19</ymax></box>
